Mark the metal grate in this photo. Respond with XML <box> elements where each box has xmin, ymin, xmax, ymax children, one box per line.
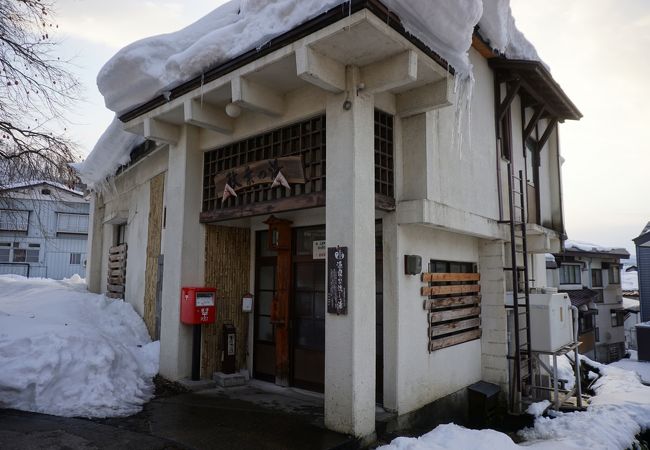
<box><xmin>203</xmin><ymin>115</ymin><xmax>326</xmax><ymax>211</ymax></box>
<box><xmin>374</xmin><ymin>109</ymin><xmax>395</xmax><ymax>198</ymax></box>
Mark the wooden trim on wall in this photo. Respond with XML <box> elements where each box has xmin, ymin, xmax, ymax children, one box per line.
<box><xmin>143</xmin><ymin>173</ymin><xmax>165</xmax><ymax>339</ymax></box>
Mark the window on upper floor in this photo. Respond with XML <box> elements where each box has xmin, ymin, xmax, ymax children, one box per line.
<box><xmin>608</xmin><ymin>265</ymin><xmax>621</xmax><ymax>284</ymax></box>
<box><xmin>560</xmin><ymin>264</ymin><xmax>581</xmax><ymax>284</ymax></box>
<box><xmin>611</xmin><ymin>310</ymin><xmax>625</xmax><ymax>327</ymax></box>
<box><xmin>0</xmin><ymin>209</ymin><xmax>29</xmax><ymax>232</ymax></box>
<box><xmin>57</xmin><ymin>213</ymin><xmax>89</xmax><ymax>234</ymax></box>
<box><xmin>592</xmin><ymin>269</ymin><xmax>603</xmax><ymax>288</ymax></box>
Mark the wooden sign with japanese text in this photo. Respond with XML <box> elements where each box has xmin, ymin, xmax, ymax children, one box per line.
<box><xmin>214</xmin><ymin>156</ymin><xmax>305</xmax><ymax>198</ymax></box>
<box><xmin>327</xmin><ymin>246</ymin><xmax>348</xmax><ymax>315</ymax></box>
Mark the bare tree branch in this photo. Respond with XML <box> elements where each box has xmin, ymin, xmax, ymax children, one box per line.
<box><xmin>0</xmin><ymin>0</ymin><xmax>81</xmax><ymax>188</ymax></box>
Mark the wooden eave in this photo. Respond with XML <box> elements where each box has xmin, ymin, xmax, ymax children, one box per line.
<box><xmin>118</xmin><ymin>0</ymin><xmax>454</xmax><ymax>124</ymax></box>
<box><xmin>488</xmin><ymin>58</ymin><xmax>582</xmax><ymax>122</ymax></box>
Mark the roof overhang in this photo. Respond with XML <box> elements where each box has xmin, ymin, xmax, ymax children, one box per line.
<box><xmin>119</xmin><ymin>0</ymin><xmax>454</xmax><ymax>130</ymax></box>
<box><xmin>488</xmin><ymin>58</ymin><xmax>582</xmax><ymax>122</ymax></box>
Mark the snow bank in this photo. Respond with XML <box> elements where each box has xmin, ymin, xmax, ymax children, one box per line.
<box><xmin>380</xmin><ymin>357</ymin><xmax>650</xmax><ymax>450</ymax></box>
<box><xmin>610</xmin><ymin>352</ymin><xmax>650</xmax><ymax>384</ymax></box>
<box><xmin>77</xmin><ymin>0</ymin><xmax>541</xmax><ymax>189</ymax></box>
<box><xmin>0</xmin><ymin>275</ymin><xmax>158</xmax><ymax>418</ymax></box>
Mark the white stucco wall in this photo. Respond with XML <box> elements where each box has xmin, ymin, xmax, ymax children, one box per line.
<box><xmin>384</xmin><ymin>223</ymin><xmax>482</xmax><ymax>415</ymax></box>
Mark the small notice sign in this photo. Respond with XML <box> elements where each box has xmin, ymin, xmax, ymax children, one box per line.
<box><xmin>313</xmin><ymin>240</ymin><xmax>326</xmax><ymax>259</ymax></box>
<box><xmin>327</xmin><ymin>246</ymin><xmax>348</xmax><ymax>315</ymax></box>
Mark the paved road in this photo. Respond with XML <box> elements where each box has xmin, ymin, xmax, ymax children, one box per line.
<box><xmin>0</xmin><ymin>386</ymin><xmax>358</xmax><ymax>450</ymax></box>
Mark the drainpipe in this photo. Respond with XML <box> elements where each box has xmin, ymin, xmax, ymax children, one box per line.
<box><xmin>571</xmin><ymin>305</ymin><xmax>583</xmax><ymax>408</ymax></box>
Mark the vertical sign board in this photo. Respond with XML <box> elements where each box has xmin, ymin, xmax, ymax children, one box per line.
<box><xmin>327</xmin><ymin>246</ymin><xmax>348</xmax><ymax>315</ymax></box>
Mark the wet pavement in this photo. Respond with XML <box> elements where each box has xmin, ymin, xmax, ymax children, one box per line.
<box><xmin>0</xmin><ymin>381</ymin><xmax>359</xmax><ymax>450</ymax></box>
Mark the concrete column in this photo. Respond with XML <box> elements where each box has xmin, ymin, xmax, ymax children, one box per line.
<box><xmin>324</xmin><ymin>66</ymin><xmax>376</xmax><ymax>438</ymax></box>
<box><xmin>400</xmin><ymin>112</ymin><xmax>435</xmax><ymax>201</ymax></box>
<box><xmin>85</xmin><ymin>194</ymin><xmax>104</xmax><ymax>293</ymax></box>
<box><xmin>159</xmin><ymin>126</ymin><xmax>206</xmax><ymax>380</ymax></box>
<box><xmin>381</xmin><ymin>213</ymin><xmax>399</xmax><ymax>412</ymax></box>
<box><xmin>478</xmin><ymin>239</ymin><xmax>509</xmax><ymax>393</ymax></box>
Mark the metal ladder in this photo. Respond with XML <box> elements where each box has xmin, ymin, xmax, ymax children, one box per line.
<box><xmin>503</xmin><ymin>167</ymin><xmax>533</xmax><ymax>414</ymax></box>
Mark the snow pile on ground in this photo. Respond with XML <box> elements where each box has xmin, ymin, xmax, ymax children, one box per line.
<box><xmin>77</xmin><ymin>0</ymin><xmax>539</xmax><ymax>189</ymax></box>
<box><xmin>611</xmin><ymin>351</ymin><xmax>650</xmax><ymax>384</ymax></box>
<box><xmin>0</xmin><ymin>275</ymin><xmax>159</xmax><ymax>418</ymax></box>
<box><xmin>380</xmin><ymin>357</ymin><xmax>650</xmax><ymax>449</ymax></box>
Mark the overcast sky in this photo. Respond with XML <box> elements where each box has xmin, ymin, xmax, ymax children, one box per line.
<box><xmin>55</xmin><ymin>0</ymin><xmax>648</xmax><ymax>254</ymax></box>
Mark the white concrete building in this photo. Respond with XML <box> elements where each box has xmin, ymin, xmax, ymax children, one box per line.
<box><xmin>0</xmin><ymin>181</ymin><xmax>89</xmax><ymax>279</ymax></box>
<box><xmin>549</xmin><ymin>241</ymin><xmax>629</xmax><ymax>363</ymax></box>
<box><xmin>82</xmin><ymin>3</ymin><xmax>581</xmax><ymax>438</ymax></box>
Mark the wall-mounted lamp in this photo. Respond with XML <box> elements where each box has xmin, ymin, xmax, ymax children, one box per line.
<box><xmin>225</xmin><ymin>102</ymin><xmax>242</xmax><ymax>118</ymax></box>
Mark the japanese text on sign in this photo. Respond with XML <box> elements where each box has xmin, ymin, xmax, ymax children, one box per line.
<box><xmin>327</xmin><ymin>246</ymin><xmax>348</xmax><ymax>315</ymax></box>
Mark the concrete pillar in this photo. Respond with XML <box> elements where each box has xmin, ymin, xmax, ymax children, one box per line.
<box><xmin>159</xmin><ymin>126</ymin><xmax>205</xmax><ymax>380</ymax></box>
<box><xmin>324</xmin><ymin>66</ymin><xmax>376</xmax><ymax>438</ymax></box>
<box><xmin>478</xmin><ymin>239</ymin><xmax>509</xmax><ymax>393</ymax></box>
<box><xmin>400</xmin><ymin>112</ymin><xmax>435</xmax><ymax>201</ymax></box>
<box><xmin>381</xmin><ymin>213</ymin><xmax>399</xmax><ymax>412</ymax></box>
<box><xmin>85</xmin><ymin>194</ymin><xmax>104</xmax><ymax>293</ymax></box>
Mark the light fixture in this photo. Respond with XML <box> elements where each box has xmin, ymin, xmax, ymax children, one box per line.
<box><xmin>225</xmin><ymin>102</ymin><xmax>242</xmax><ymax>118</ymax></box>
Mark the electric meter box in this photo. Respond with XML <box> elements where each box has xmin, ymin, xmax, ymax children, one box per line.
<box><xmin>180</xmin><ymin>287</ymin><xmax>217</xmax><ymax>325</ymax></box>
<box><xmin>506</xmin><ymin>292</ymin><xmax>573</xmax><ymax>353</ymax></box>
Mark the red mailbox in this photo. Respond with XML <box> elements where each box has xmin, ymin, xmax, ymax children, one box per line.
<box><xmin>180</xmin><ymin>287</ymin><xmax>217</xmax><ymax>325</ymax></box>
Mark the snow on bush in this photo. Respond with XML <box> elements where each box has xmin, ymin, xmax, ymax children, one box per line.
<box><xmin>379</xmin><ymin>357</ymin><xmax>650</xmax><ymax>449</ymax></box>
<box><xmin>0</xmin><ymin>275</ymin><xmax>159</xmax><ymax>418</ymax></box>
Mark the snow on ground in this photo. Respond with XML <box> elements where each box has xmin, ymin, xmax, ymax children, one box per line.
<box><xmin>77</xmin><ymin>0</ymin><xmax>539</xmax><ymax>189</ymax></box>
<box><xmin>379</xmin><ymin>356</ymin><xmax>650</xmax><ymax>450</ymax></box>
<box><xmin>0</xmin><ymin>275</ymin><xmax>159</xmax><ymax>418</ymax></box>
<box><xmin>611</xmin><ymin>352</ymin><xmax>650</xmax><ymax>384</ymax></box>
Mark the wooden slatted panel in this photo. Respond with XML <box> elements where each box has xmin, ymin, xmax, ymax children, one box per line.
<box><xmin>106</xmin><ymin>244</ymin><xmax>127</xmax><ymax>299</ymax></box>
<box><xmin>424</xmin><ymin>270</ymin><xmax>481</xmax><ymax>352</ymax></box>
<box><xmin>423</xmin><ymin>295</ymin><xmax>481</xmax><ymax>310</ymax></box>
<box><xmin>429</xmin><ymin>329</ymin><xmax>481</xmax><ymax>352</ymax></box>
<box><xmin>143</xmin><ymin>173</ymin><xmax>165</xmax><ymax>339</ymax></box>
<box><xmin>421</xmin><ymin>284</ymin><xmax>480</xmax><ymax>296</ymax></box>
<box><xmin>429</xmin><ymin>306</ymin><xmax>480</xmax><ymax>323</ymax></box>
<box><xmin>202</xmin><ymin>225</ymin><xmax>251</xmax><ymax>378</ymax></box>
<box><xmin>421</xmin><ymin>272</ymin><xmax>481</xmax><ymax>282</ymax></box>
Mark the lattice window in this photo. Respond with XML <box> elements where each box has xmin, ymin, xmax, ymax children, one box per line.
<box><xmin>374</xmin><ymin>109</ymin><xmax>395</xmax><ymax>198</ymax></box>
<box><xmin>203</xmin><ymin>115</ymin><xmax>326</xmax><ymax>212</ymax></box>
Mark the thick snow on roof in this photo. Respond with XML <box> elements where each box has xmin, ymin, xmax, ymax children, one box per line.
<box><xmin>78</xmin><ymin>0</ymin><xmax>541</xmax><ymax>190</ymax></box>
<box><xmin>564</xmin><ymin>239</ymin><xmax>630</xmax><ymax>257</ymax></box>
<box><xmin>1</xmin><ymin>180</ymin><xmax>84</xmax><ymax>197</ymax></box>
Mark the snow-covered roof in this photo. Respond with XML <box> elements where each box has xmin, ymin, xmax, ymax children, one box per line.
<box><xmin>563</xmin><ymin>239</ymin><xmax>630</xmax><ymax>258</ymax></box>
<box><xmin>0</xmin><ymin>180</ymin><xmax>85</xmax><ymax>197</ymax></box>
<box><xmin>76</xmin><ymin>0</ymin><xmax>542</xmax><ymax>189</ymax></box>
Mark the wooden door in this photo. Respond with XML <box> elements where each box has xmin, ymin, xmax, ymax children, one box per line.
<box><xmin>253</xmin><ymin>231</ymin><xmax>277</xmax><ymax>382</ymax></box>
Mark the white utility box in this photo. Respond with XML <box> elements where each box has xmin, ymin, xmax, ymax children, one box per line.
<box><xmin>506</xmin><ymin>292</ymin><xmax>574</xmax><ymax>353</ymax></box>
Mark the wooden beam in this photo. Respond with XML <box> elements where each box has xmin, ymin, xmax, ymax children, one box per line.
<box><xmin>361</xmin><ymin>50</ymin><xmax>417</xmax><ymax>94</ymax></box>
<box><xmin>144</xmin><ymin>118</ymin><xmax>180</xmax><ymax>145</ymax></box>
<box><xmin>421</xmin><ymin>284</ymin><xmax>481</xmax><ymax>296</ymax></box>
<box><xmin>184</xmin><ymin>99</ymin><xmax>233</xmax><ymax>134</ymax></box>
<box><xmin>537</xmin><ymin>118</ymin><xmax>558</xmax><ymax>151</ymax></box>
<box><xmin>523</xmin><ymin>105</ymin><xmax>546</xmax><ymax>141</ymax></box>
<box><xmin>423</xmin><ymin>295</ymin><xmax>481</xmax><ymax>310</ymax></box>
<box><xmin>429</xmin><ymin>329</ymin><xmax>481</xmax><ymax>352</ymax></box>
<box><xmin>429</xmin><ymin>306</ymin><xmax>480</xmax><ymax>323</ymax></box>
<box><xmin>497</xmin><ymin>79</ymin><xmax>522</xmax><ymax>122</ymax></box>
<box><xmin>200</xmin><ymin>192</ymin><xmax>325</xmax><ymax>223</ymax></box>
<box><xmin>396</xmin><ymin>78</ymin><xmax>451</xmax><ymax>118</ymax></box>
<box><xmin>422</xmin><ymin>272</ymin><xmax>480</xmax><ymax>282</ymax></box>
<box><xmin>295</xmin><ymin>46</ymin><xmax>345</xmax><ymax>93</ymax></box>
<box><xmin>231</xmin><ymin>77</ymin><xmax>284</xmax><ymax>116</ymax></box>
<box><xmin>430</xmin><ymin>318</ymin><xmax>480</xmax><ymax>337</ymax></box>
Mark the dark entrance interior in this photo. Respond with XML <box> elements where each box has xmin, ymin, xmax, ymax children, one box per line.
<box><xmin>253</xmin><ymin>222</ymin><xmax>384</xmax><ymax>398</ymax></box>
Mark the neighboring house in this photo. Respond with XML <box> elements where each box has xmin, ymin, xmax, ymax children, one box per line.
<box><xmin>78</xmin><ymin>2</ymin><xmax>581</xmax><ymax>438</ymax></box>
<box><xmin>634</xmin><ymin>223</ymin><xmax>650</xmax><ymax>322</ymax></box>
<box><xmin>0</xmin><ymin>181</ymin><xmax>89</xmax><ymax>279</ymax></box>
<box><xmin>549</xmin><ymin>240</ymin><xmax>629</xmax><ymax>363</ymax></box>
<box><xmin>623</xmin><ymin>296</ymin><xmax>641</xmax><ymax>350</ymax></box>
